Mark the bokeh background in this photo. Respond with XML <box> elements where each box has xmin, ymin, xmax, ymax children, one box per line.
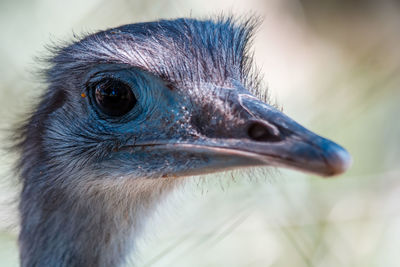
<box><xmin>0</xmin><ymin>0</ymin><xmax>399</xmax><ymax>266</ymax></box>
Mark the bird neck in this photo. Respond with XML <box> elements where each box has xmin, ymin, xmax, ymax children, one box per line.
<box><xmin>19</xmin><ymin>176</ymin><xmax>179</xmax><ymax>267</ymax></box>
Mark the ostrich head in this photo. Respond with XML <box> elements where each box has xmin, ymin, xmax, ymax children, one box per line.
<box><xmin>15</xmin><ymin>17</ymin><xmax>351</xmax><ymax>267</ymax></box>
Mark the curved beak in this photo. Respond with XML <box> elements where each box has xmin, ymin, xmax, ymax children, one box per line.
<box><xmin>215</xmin><ymin>93</ymin><xmax>353</xmax><ymax>177</ymax></box>
<box><xmin>171</xmin><ymin>92</ymin><xmax>352</xmax><ymax>177</ymax></box>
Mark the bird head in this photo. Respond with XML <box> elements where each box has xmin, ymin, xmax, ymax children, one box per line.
<box><xmin>21</xmin><ymin>18</ymin><xmax>351</xmax><ymax>184</ymax></box>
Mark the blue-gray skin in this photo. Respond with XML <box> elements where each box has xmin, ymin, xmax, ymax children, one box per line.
<box><xmin>14</xmin><ymin>17</ymin><xmax>351</xmax><ymax>267</ymax></box>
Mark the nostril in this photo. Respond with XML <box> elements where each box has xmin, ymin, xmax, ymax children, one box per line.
<box><xmin>247</xmin><ymin>121</ymin><xmax>282</xmax><ymax>142</ymax></box>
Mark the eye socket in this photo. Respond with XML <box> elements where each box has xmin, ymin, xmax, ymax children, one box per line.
<box><xmin>91</xmin><ymin>79</ymin><xmax>137</xmax><ymax>117</ymax></box>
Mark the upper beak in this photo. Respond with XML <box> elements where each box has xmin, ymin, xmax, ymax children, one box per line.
<box><xmin>213</xmin><ymin>93</ymin><xmax>352</xmax><ymax>176</ymax></box>
<box><xmin>177</xmin><ymin>92</ymin><xmax>352</xmax><ymax>177</ymax></box>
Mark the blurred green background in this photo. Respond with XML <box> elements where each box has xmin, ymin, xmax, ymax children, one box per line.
<box><xmin>0</xmin><ymin>0</ymin><xmax>399</xmax><ymax>266</ymax></box>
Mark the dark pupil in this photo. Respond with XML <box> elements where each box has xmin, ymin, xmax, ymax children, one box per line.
<box><xmin>94</xmin><ymin>79</ymin><xmax>136</xmax><ymax>116</ymax></box>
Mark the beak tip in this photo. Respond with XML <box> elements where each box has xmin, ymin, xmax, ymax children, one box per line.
<box><xmin>324</xmin><ymin>144</ymin><xmax>352</xmax><ymax>177</ymax></box>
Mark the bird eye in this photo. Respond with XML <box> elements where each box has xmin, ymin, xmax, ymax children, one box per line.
<box><xmin>92</xmin><ymin>79</ymin><xmax>137</xmax><ymax>116</ymax></box>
